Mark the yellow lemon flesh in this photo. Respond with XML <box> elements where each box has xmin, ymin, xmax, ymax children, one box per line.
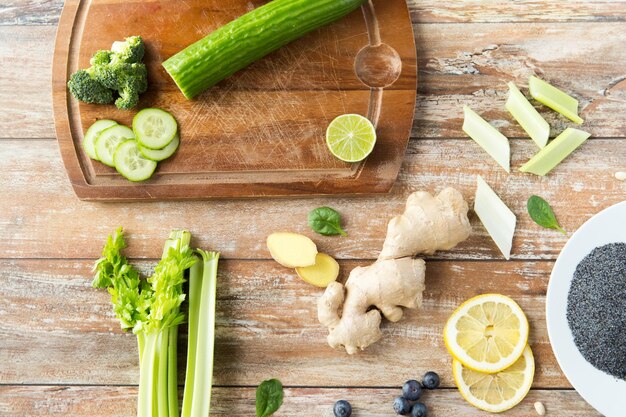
<box><xmin>444</xmin><ymin>294</ymin><xmax>529</xmax><ymax>373</ymax></box>
<box><xmin>453</xmin><ymin>345</ymin><xmax>535</xmax><ymax>413</ymax></box>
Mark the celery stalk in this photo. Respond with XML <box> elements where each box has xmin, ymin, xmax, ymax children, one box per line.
<box><xmin>505</xmin><ymin>82</ymin><xmax>550</xmax><ymax>148</ymax></box>
<box><xmin>181</xmin><ymin>261</ymin><xmax>203</xmax><ymax>417</ymax></box>
<box><xmin>138</xmin><ymin>332</ymin><xmax>158</xmax><ymax>417</ymax></box>
<box><xmin>167</xmin><ymin>326</ymin><xmax>179</xmax><ymax>417</ymax></box>
<box><xmin>463</xmin><ymin>106</ymin><xmax>510</xmax><ymax>172</ymax></box>
<box><xmin>157</xmin><ymin>331</ymin><xmax>169</xmax><ymax>417</ymax></box>
<box><xmin>94</xmin><ymin>228</ymin><xmax>197</xmax><ymax>417</ymax></box>
<box><xmin>520</xmin><ymin>128</ymin><xmax>590</xmax><ymax>176</ymax></box>
<box><xmin>187</xmin><ymin>250</ymin><xmax>220</xmax><ymax>417</ymax></box>
<box><xmin>138</xmin><ymin>332</ymin><xmax>145</xmax><ymax>363</ymax></box>
<box><xmin>529</xmin><ymin>76</ymin><xmax>583</xmax><ymax>124</ymax></box>
<box><xmin>474</xmin><ymin>176</ymin><xmax>516</xmax><ymax>260</ymax></box>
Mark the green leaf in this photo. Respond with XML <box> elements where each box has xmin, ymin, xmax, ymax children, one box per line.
<box><xmin>527</xmin><ymin>195</ymin><xmax>566</xmax><ymax>234</ymax></box>
<box><xmin>308</xmin><ymin>207</ymin><xmax>347</xmax><ymax>236</ymax></box>
<box><xmin>256</xmin><ymin>379</ymin><xmax>283</xmax><ymax>417</ymax></box>
<box><xmin>92</xmin><ymin>227</ymin><xmax>149</xmax><ymax>331</ymax></box>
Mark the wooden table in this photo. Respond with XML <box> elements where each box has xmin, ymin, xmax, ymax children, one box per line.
<box><xmin>1</xmin><ymin>1</ymin><xmax>625</xmax><ymax>416</ymax></box>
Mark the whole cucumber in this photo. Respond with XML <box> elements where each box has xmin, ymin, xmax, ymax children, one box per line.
<box><xmin>162</xmin><ymin>0</ymin><xmax>367</xmax><ymax>99</ymax></box>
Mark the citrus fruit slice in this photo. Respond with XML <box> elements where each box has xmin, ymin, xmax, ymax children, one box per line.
<box><xmin>453</xmin><ymin>344</ymin><xmax>535</xmax><ymax>413</ymax></box>
<box><xmin>325</xmin><ymin>114</ymin><xmax>376</xmax><ymax>162</ymax></box>
<box><xmin>444</xmin><ymin>294</ymin><xmax>529</xmax><ymax>373</ymax></box>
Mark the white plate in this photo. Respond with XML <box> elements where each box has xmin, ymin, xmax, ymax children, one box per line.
<box><xmin>547</xmin><ymin>200</ymin><xmax>626</xmax><ymax>417</ymax></box>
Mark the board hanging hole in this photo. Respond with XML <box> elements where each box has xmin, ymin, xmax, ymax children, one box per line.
<box><xmin>354</xmin><ymin>43</ymin><xmax>402</xmax><ymax>88</ymax></box>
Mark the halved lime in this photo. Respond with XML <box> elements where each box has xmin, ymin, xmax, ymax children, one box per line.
<box><xmin>326</xmin><ymin>114</ymin><xmax>376</xmax><ymax>162</ymax></box>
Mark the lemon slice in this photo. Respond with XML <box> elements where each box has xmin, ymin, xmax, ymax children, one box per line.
<box><xmin>453</xmin><ymin>345</ymin><xmax>535</xmax><ymax>413</ymax></box>
<box><xmin>444</xmin><ymin>294</ymin><xmax>529</xmax><ymax>373</ymax></box>
<box><xmin>326</xmin><ymin>114</ymin><xmax>376</xmax><ymax>162</ymax></box>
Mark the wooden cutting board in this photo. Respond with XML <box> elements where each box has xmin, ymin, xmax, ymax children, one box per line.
<box><xmin>52</xmin><ymin>0</ymin><xmax>416</xmax><ymax>201</ymax></box>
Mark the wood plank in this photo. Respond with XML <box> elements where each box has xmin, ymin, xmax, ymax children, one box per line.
<box><xmin>0</xmin><ymin>386</ymin><xmax>601</xmax><ymax>417</ymax></box>
<box><xmin>0</xmin><ymin>259</ymin><xmax>569</xmax><ymax>387</ymax></box>
<box><xmin>3</xmin><ymin>21</ymin><xmax>626</xmax><ymax>140</ymax></box>
<box><xmin>410</xmin><ymin>0</ymin><xmax>626</xmax><ymax>23</ymax></box>
<box><xmin>1</xmin><ymin>138</ymin><xmax>624</xmax><ymax>260</ymax></box>
<box><xmin>0</xmin><ymin>26</ymin><xmax>56</xmax><ymax>138</ymax></box>
<box><xmin>0</xmin><ymin>1</ymin><xmax>61</xmax><ymax>25</ymax></box>
<box><xmin>414</xmin><ymin>21</ymin><xmax>626</xmax><ymax>138</ymax></box>
<box><xmin>3</xmin><ymin>0</ymin><xmax>626</xmax><ymax>26</ymax></box>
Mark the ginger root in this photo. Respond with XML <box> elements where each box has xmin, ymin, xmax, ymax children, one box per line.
<box><xmin>379</xmin><ymin>187</ymin><xmax>472</xmax><ymax>260</ymax></box>
<box><xmin>317</xmin><ymin>187</ymin><xmax>471</xmax><ymax>354</ymax></box>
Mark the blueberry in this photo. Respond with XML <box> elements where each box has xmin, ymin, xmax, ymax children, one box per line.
<box><xmin>422</xmin><ymin>371</ymin><xmax>440</xmax><ymax>390</ymax></box>
<box><xmin>393</xmin><ymin>396</ymin><xmax>411</xmax><ymax>415</ymax></box>
<box><xmin>402</xmin><ymin>379</ymin><xmax>422</xmax><ymax>401</ymax></box>
<box><xmin>411</xmin><ymin>402</ymin><xmax>428</xmax><ymax>417</ymax></box>
<box><xmin>333</xmin><ymin>400</ymin><xmax>352</xmax><ymax>417</ymax></box>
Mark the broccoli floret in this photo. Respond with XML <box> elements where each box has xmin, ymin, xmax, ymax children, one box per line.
<box><xmin>67</xmin><ymin>69</ymin><xmax>115</xmax><ymax>104</ymax></box>
<box><xmin>113</xmin><ymin>64</ymin><xmax>148</xmax><ymax>110</ymax></box>
<box><xmin>68</xmin><ymin>36</ymin><xmax>148</xmax><ymax>110</ymax></box>
<box><xmin>110</xmin><ymin>36</ymin><xmax>145</xmax><ymax>64</ymax></box>
<box><xmin>90</xmin><ymin>50</ymin><xmax>113</xmax><ymax>67</ymax></box>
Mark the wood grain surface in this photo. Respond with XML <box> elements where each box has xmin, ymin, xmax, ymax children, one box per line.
<box><xmin>0</xmin><ymin>259</ymin><xmax>564</xmax><ymax>387</ymax></box>
<box><xmin>1</xmin><ymin>139</ymin><xmax>623</xmax><ymax>260</ymax></box>
<box><xmin>1</xmin><ymin>0</ymin><xmax>625</xmax><ymax>416</ymax></box>
<box><xmin>0</xmin><ymin>387</ymin><xmax>600</xmax><ymax>417</ymax></box>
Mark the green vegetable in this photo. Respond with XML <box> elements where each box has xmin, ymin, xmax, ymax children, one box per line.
<box><xmin>68</xmin><ymin>69</ymin><xmax>116</xmax><ymax>105</ymax></box>
<box><xmin>139</xmin><ymin>134</ymin><xmax>180</xmax><ymax>162</ymax></box>
<box><xmin>163</xmin><ymin>0</ymin><xmax>367</xmax><ymax>99</ymax></box>
<box><xmin>113</xmin><ymin>140</ymin><xmax>157</xmax><ymax>182</ymax></box>
<box><xmin>528</xmin><ymin>76</ymin><xmax>583</xmax><ymax>124</ymax></box>
<box><xmin>133</xmin><ymin>108</ymin><xmax>178</xmax><ymax>150</ymax></box>
<box><xmin>256</xmin><ymin>379</ymin><xmax>284</xmax><ymax>417</ymax></box>
<box><xmin>83</xmin><ymin>119</ymin><xmax>117</xmax><ymax>161</ymax></box>
<box><xmin>93</xmin><ymin>228</ymin><xmax>199</xmax><ymax>417</ymax></box>
<box><xmin>527</xmin><ymin>195</ymin><xmax>566</xmax><ymax>234</ymax></box>
<box><xmin>462</xmin><ymin>106</ymin><xmax>510</xmax><ymax>173</ymax></box>
<box><xmin>94</xmin><ymin>124</ymin><xmax>135</xmax><ymax>167</ymax></box>
<box><xmin>520</xmin><ymin>128</ymin><xmax>590</xmax><ymax>176</ymax></box>
<box><xmin>505</xmin><ymin>82</ymin><xmax>549</xmax><ymax>148</ymax></box>
<box><xmin>92</xmin><ymin>227</ymin><xmax>151</xmax><ymax>334</ymax></box>
<box><xmin>68</xmin><ymin>36</ymin><xmax>148</xmax><ymax>110</ymax></box>
<box><xmin>474</xmin><ymin>176</ymin><xmax>517</xmax><ymax>260</ymax></box>
<box><xmin>182</xmin><ymin>249</ymin><xmax>220</xmax><ymax>417</ymax></box>
<box><xmin>308</xmin><ymin>207</ymin><xmax>347</xmax><ymax>236</ymax></box>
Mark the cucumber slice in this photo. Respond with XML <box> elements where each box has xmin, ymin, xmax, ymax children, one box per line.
<box><xmin>138</xmin><ymin>134</ymin><xmax>180</xmax><ymax>161</ymax></box>
<box><xmin>83</xmin><ymin>120</ymin><xmax>117</xmax><ymax>161</ymax></box>
<box><xmin>113</xmin><ymin>140</ymin><xmax>157</xmax><ymax>182</ymax></box>
<box><xmin>133</xmin><ymin>108</ymin><xmax>178</xmax><ymax>149</ymax></box>
<box><xmin>95</xmin><ymin>125</ymin><xmax>135</xmax><ymax>167</ymax></box>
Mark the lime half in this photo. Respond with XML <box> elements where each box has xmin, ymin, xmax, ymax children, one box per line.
<box><xmin>326</xmin><ymin>114</ymin><xmax>376</xmax><ymax>162</ymax></box>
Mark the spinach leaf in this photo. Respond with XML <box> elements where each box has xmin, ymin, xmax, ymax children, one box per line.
<box><xmin>527</xmin><ymin>195</ymin><xmax>566</xmax><ymax>234</ymax></box>
<box><xmin>256</xmin><ymin>379</ymin><xmax>283</xmax><ymax>417</ymax></box>
<box><xmin>308</xmin><ymin>207</ymin><xmax>347</xmax><ymax>236</ymax></box>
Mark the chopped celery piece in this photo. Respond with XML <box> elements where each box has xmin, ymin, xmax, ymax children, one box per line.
<box><xmin>463</xmin><ymin>106</ymin><xmax>510</xmax><ymax>172</ymax></box>
<box><xmin>520</xmin><ymin>128</ymin><xmax>590</xmax><ymax>176</ymax></box>
<box><xmin>529</xmin><ymin>76</ymin><xmax>583</xmax><ymax>124</ymax></box>
<box><xmin>506</xmin><ymin>82</ymin><xmax>550</xmax><ymax>148</ymax></box>
<box><xmin>474</xmin><ymin>176</ymin><xmax>516</xmax><ymax>260</ymax></box>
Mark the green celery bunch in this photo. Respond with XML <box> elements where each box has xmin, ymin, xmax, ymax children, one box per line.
<box><xmin>93</xmin><ymin>228</ymin><xmax>199</xmax><ymax>417</ymax></box>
